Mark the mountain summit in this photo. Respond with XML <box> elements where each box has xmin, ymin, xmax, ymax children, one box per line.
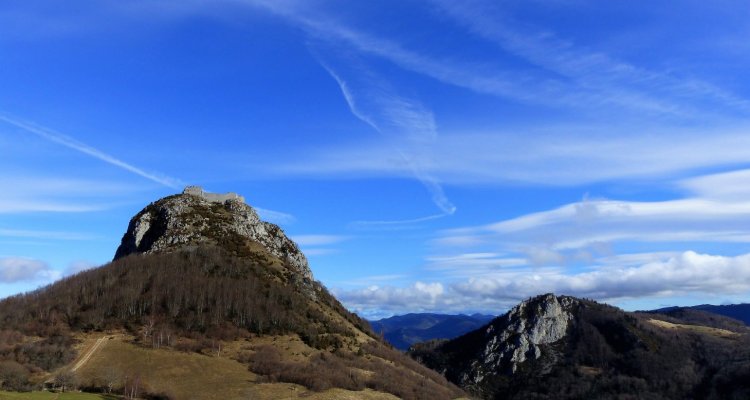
<box><xmin>412</xmin><ymin>294</ymin><xmax>579</xmax><ymax>390</ymax></box>
<box><xmin>468</xmin><ymin>294</ymin><xmax>577</xmax><ymax>376</ymax></box>
<box><xmin>114</xmin><ymin>186</ymin><xmax>313</xmax><ymax>287</ymax></box>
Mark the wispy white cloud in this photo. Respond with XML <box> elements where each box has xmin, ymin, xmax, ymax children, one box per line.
<box><xmin>302</xmin><ymin>248</ymin><xmax>339</xmax><ymax>257</ymax></box>
<box><xmin>291</xmin><ymin>234</ymin><xmax>348</xmax><ymax>246</ymax></box>
<box><xmin>679</xmin><ymin>168</ymin><xmax>750</xmax><ymax>200</ymax></box>
<box><xmin>254</xmin><ymin>206</ymin><xmax>296</xmax><ymax>225</ymax></box>
<box><xmin>0</xmin><ymin>200</ymin><xmax>106</xmax><ymax>214</ymax></box>
<box><xmin>0</xmin><ymin>114</ymin><xmax>182</xmax><ymax>189</ymax></box>
<box><xmin>335</xmin><ymin>281</ymin><xmax>446</xmax><ymax>318</ymax></box>
<box><xmin>291</xmin><ymin>234</ymin><xmax>347</xmax><ymax>256</ymax></box>
<box><xmin>0</xmin><ymin>176</ymin><xmax>140</xmax><ymax>214</ymax></box>
<box><xmin>241</xmin><ymin>0</ymin><xmax>750</xmax><ymax>201</ymax></box>
<box><xmin>313</xmin><ymin>46</ymin><xmax>456</xmax><ymax>219</ymax></box>
<box><xmin>0</xmin><ymin>257</ymin><xmax>94</xmax><ymax>285</ymax></box>
<box><xmin>0</xmin><ymin>177</ymin><xmax>142</xmax><ymax>196</ymax></box>
<box><xmin>247</xmin><ymin>0</ymin><xmax>750</xmax><ymax>118</ymax></box>
<box><xmin>435</xmin><ymin>193</ymin><xmax>750</xmax><ymax>269</ymax></box>
<box><xmin>40</xmin><ymin>1</ymin><xmax>744</xmax><ymax>190</ymax></box>
<box><xmin>64</xmin><ymin>260</ymin><xmax>97</xmax><ymax>276</ymax></box>
<box><xmin>0</xmin><ymin>228</ymin><xmax>94</xmax><ymax>241</ymax></box>
<box><xmin>0</xmin><ymin>257</ymin><xmax>60</xmax><ymax>283</ymax></box>
<box><xmin>276</xmin><ymin>125</ymin><xmax>750</xmax><ymax>186</ymax></box>
<box><xmin>431</xmin><ymin>0</ymin><xmax>750</xmax><ymax>117</ymax></box>
<box><xmin>410</xmin><ymin>166</ymin><xmax>750</xmax><ymax>306</ymax></box>
<box><xmin>0</xmin><ymin>1</ymin><xmax>226</xmax><ymax>40</ymax></box>
<box><xmin>425</xmin><ymin>253</ymin><xmax>528</xmax><ymax>278</ymax></box>
<box><xmin>244</xmin><ymin>0</ymin><xmax>560</xmax><ymax>108</ymax></box>
<box><xmin>338</xmin><ymin>251</ymin><xmax>750</xmax><ymax>316</ymax></box>
<box><xmin>595</xmin><ymin>252</ymin><xmax>682</xmax><ymax>267</ymax></box>
<box><xmin>348</xmin><ymin>213</ymin><xmax>449</xmax><ymax>230</ymax></box>
<box><xmin>482</xmin><ymin>198</ymin><xmax>750</xmax><ymax>235</ymax></box>
<box><xmin>453</xmin><ymin>251</ymin><xmax>750</xmax><ymax>301</ymax></box>
<box><xmin>349</xmin><ymin>274</ymin><xmax>409</xmax><ymax>284</ymax></box>
<box><xmin>409</xmin><ymin>164</ymin><xmax>750</xmax><ymax>301</ymax></box>
<box><xmin>7</xmin><ymin>1</ymin><xmax>746</xmax><ymax>118</ymax></box>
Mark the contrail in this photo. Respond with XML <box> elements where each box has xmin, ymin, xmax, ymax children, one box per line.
<box><xmin>0</xmin><ymin>114</ymin><xmax>181</xmax><ymax>189</ymax></box>
<box><xmin>316</xmin><ymin>57</ymin><xmax>457</xmax><ymax>222</ymax></box>
<box><xmin>350</xmin><ymin>212</ymin><xmax>449</xmax><ymax>229</ymax></box>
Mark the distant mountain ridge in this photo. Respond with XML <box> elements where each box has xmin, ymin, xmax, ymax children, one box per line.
<box><xmin>652</xmin><ymin>303</ymin><xmax>750</xmax><ymax>326</ymax></box>
<box><xmin>369</xmin><ymin>313</ymin><xmax>495</xmax><ymax>350</ymax></box>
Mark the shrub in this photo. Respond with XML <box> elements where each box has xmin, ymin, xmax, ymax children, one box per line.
<box><xmin>247</xmin><ymin>342</ymin><xmax>462</xmax><ymax>400</ymax></box>
<box><xmin>53</xmin><ymin>370</ymin><xmax>77</xmax><ymax>392</ymax></box>
<box><xmin>249</xmin><ymin>345</ymin><xmax>282</xmax><ymax>376</ymax></box>
<box><xmin>0</xmin><ymin>360</ymin><xmax>30</xmax><ymax>391</ymax></box>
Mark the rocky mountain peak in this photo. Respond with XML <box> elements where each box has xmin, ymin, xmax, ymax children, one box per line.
<box><xmin>113</xmin><ymin>186</ymin><xmax>313</xmax><ymax>285</ymax></box>
<box><xmin>461</xmin><ymin>293</ymin><xmax>578</xmax><ymax>384</ymax></box>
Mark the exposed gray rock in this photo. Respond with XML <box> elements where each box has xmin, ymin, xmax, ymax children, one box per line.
<box><xmin>460</xmin><ymin>294</ymin><xmax>578</xmax><ymax>385</ymax></box>
<box><xmin>183</xmin><ymin>185</ymin><xmax>245</xmax><ymax>203</ymax></box>
<box><xmin>114</xmin><ymin>186</ymin><xmax>313</xmax><ymax>289</ymax></box>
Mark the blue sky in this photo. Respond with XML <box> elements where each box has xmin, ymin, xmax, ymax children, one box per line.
<box><xmin>3</xmin><ymin>0</ymin><xmax>750</xmax><ymax>318</ymax></box>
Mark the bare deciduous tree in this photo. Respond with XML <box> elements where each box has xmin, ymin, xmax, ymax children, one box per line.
<box><xmin>98</xmin><ymin>365</ymin><xmax>122</xmax><ymax>394</ymax></box>
<box><xmin>53</xmin><ymin>370</ymin><xmax>77</xmax><ymax>393</ymax></box>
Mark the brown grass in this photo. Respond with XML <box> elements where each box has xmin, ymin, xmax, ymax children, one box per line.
<box><xmin>244</xmin><ymin>384</ymin><xmax>398</xmax><ymax>400</ymax></box>
<box><xmin>71</xmin><ymin>334</ymin><xmax>454</xmax><ymax>400</ymax></box>
<box><xmin>647</xmin><ymin>318</ymin><xmax>739</xmax><ymax>338</ymax></box>
<box><xmin>75</xmin><ymin>335</ymin><xmax>254</xmax><ymax>400</ymax></box>
<box><xmin>578</xmin><ymin>365</ymin><xmax>603</xmax><ymax>376</ymax></box>
<box><xmin>246</xmin><ymin>339</ymin><xmax>465</xmax><ymax>400</ymax></box>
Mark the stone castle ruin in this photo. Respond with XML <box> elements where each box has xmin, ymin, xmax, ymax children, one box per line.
<box><xmin>183</xmin><ymin>186</ymin><xmax>245</xmax><ymax>203</ymax></box>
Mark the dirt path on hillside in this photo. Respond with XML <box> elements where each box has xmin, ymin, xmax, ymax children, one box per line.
<box><xmin>71</xmin><ymin>336</ymin><xmax>108</xmax><ymax>372</ymax></box>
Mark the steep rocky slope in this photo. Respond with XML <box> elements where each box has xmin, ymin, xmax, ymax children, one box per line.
<box><xmin>467</xmin><ymin>294</ymin><xmax>576</xmax><ymax>376</ymax></box>
<box><xmin>412</xmin><ymin>294</ymin><xmax>750</xmax><ymax>399</ymax></box>
<box><xmin>114</xmin><ymin>186</ymin><xmax>312</xmax><ymax>290</ymax></box>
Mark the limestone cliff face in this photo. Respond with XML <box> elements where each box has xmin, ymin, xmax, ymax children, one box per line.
<box><xmin>411</xmin><ymin>294</ymin><xmax>579</xmax><ymax>394</ymax></box>
<box><xmin>114</xmin><ymin>187</ymin><xmax>313</xmax><ymax>286</ymax></box>
<box><xmin>460</xmin><ymin>294</ymin><xmax>577</xmax><ymax>385</ymax></box>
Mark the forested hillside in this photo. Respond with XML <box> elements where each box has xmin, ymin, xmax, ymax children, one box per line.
<box><xmin>0</xmin><ymin>246</ymin><xmax>464</xmax><ymax>399</ymax></box>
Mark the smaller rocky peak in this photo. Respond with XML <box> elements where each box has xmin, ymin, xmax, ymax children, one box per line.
<box><xmin>463</xmin><ymin>294</ymin><xmax>578</xmax><ymax>384</ymax></box>
<box><xmin>113</xmin><ymin>187</ymin><xmax>313</xmax><ymax>288</ymax></box>
<box><xmin>494</xmin><ymin>294</ymin><xmax>578</xmax><ymax>346</ymax></box>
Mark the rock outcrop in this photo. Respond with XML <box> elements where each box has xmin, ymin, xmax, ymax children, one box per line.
<box><xmin>464</xmin><ymin>294</ymin><xmax>577</xmax><ymax>382</ymax></box>
<box><xmin>410</xmin><ymin>294</ymin><xmax>579</xmax><ymax>395</ymax></box>
<box><xmin>114</xmin><ymin>186</ymin><xmax>313</xmax><ymax>287</ymax></box>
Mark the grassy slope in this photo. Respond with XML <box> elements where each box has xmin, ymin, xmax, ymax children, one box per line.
<box><xmin>73</xmin><ymin>334</ymin><xmax>400</xmax><ymax>400</ymax></box>
<box><xmin>647</xmin><ymin>318</ymin><xmax>739</xmax><ymax>338</ymax></box>
<box><xmin>76</xmin><ymin>337</ymin><xmax>253</xmax><ymax>400</ymax></box>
